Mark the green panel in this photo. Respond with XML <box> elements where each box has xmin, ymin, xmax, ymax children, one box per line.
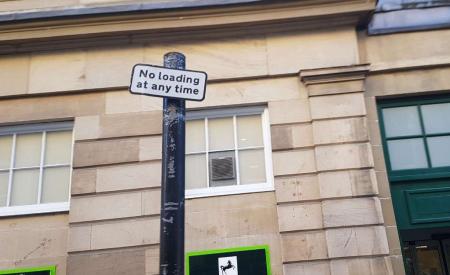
<box><xmin>186</xmin><ymin>245</ymin><xmax>271</xmax><ymax>275</ymax></box>
<box><xmin>0</xmin><ymin>266</ymin><xmax>56</xmax><ymax>275</ymax></box>
<box><xmin>391</xmin><ymin>180</ymin><xmax>450</xmax><ymax>230</ymax></box>
<box><xmin>406</xmin><ymin>187</ymin><xmax>450</xmax><ymax>224</ymax></box>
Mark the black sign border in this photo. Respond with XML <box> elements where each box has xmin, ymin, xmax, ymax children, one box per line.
<box><xmin>186</xmin><ymin>245</ymin><xmax>271</xmax><ymax>275</ymax></box>
<box><xmin>129</xmin><ymin>63</ymin><xmax>208</xmax><ymax>102</ymax></box>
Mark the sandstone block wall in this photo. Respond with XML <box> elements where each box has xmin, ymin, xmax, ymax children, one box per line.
<box><xmin>0</xmin><ymin>26</ymin><xmax>407</xmax><ymax>275</ymax></box>
<box><xmin>272</xmin><ymin>65</ymin><xmax>394</xmax><ymax>275</ymax></box>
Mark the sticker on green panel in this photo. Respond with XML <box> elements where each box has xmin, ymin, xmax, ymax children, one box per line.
<box><xmin>186</xmin><ymin>245</ymin><xmax>271</xmax><ymax>275</ymax></box>
<box><xmin>0</xmin><ymin>266</ymin><xmax>56</xmax><ymax>275</ymax></box>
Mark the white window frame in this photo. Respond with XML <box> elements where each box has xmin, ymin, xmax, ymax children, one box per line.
<box><xmin>185</xmin><ymin>106</ymin><xmax>274</xmax><ymax>199</ymax></box>
<box><xmin>0</xmin><ymin>121</ymin><xmax>74</xmax><ymax>216</ymax></box>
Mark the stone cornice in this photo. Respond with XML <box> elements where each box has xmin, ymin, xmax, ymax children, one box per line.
<box><xmin>0</xmin><ymin>0</ymin><xmax>375</xmax><ymax>54</ymax></box>
<box><xmin>299</xmin><ymin>64</ymin><xmax>370</xmax><ymax>85</ymax></box>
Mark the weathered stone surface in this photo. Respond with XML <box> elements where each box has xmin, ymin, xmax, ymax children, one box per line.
<box><xmin>266</xmin><ymin>28</ymin><xmax>358</xmax><ymax>74</ymax></box>
<box><xmin>319</xmin><ymin>169</ymin><xmax>378</xmax><ymax>199</ymax></box>
<box><xmin>145</xmin><ymin>246</ymin><xmax>159</xmax><ymax>275</ymax></box>
<box><xmin>142</xmin><ymin>190</ymin><xmax>161</xmax><ymax>216</ymax></box>
<box><xmin>372</xmin><ymin>145</ymin><xmax>387</xmax><ymax>172</ymax></box>
<box><xmin>284</xmin><ymin>261</ymin><xmax>331</xmax><ymax>275</ymax></box>
<box><xmin>368</xmin><ymin>118</ymin><xmax>382</xmax><ymax>146</ymax></box>
<box><xmin>0</xmin><ymin>214</ymin><xmax>68</xmax><ymax>270</ymax></box>
<box><xmin>91</xmin><ymin>217</ymin><xmax>159</xmax><ymax>250</ymax></box>
<box><xmin>330</xmin><ymin>256</ymin><xmax>394</xmax><ymax>275</ymax></box>
<box><xmin>363</xmin><ymin>28</ymin><xmax>450</xmax><ymax>69</ymax></box>
<box><xmin>107</xmin><ymin>77</ymin><xmax>305</xmax><ymax>114</ymax></box>
<box><xmin>271</xmin><ymin>123</ymin><xmax>313</xmax><ymax>150</ymax></box>
<box><xmin>281</xmin><ymin>231</ymin><xmax>328</xmax><ymax>262</ymax></box>
<box><xmin>0</xmin><ymin>0</ymin><xmax>77</xmax><ymax>14</ymax></box>
<box><xmin>273</xmin><ymin>149</ymin><xmax>316</xmax><ymax>176</ymax></box>
<box><xmin>309</xmin><ymin>93</ymin><xmax>366</xmax><ymax>120</ymax></box>
<box><xmin>70</xmin><ymin>192</ymin><xmax>142</xmax><ymax>223</ymax></box>
<box><xmin>308</xmin><ymin>80</ymin><xmax>364</xmax><ymax>97</ymax></box>
<box><xmin>275</xmin><ymin>174</ymin><xmax>320</xmax><ymax>203</ymax></box>
<box><xmin>74</xmin><ymin>112</ymin><xmax>163</xmax><ymax>140</ymax></box>
<box><xmin>73</xmin><ymin>138</ymin><xmax>139</xmax><ymax>167</ymax></box>
<box><xmin>366</xmin><ymin>67</ymin><xmax>450</xmax><ymax>97</ymax></box>
<box><xmin>105</xmin><ymin>90</ymin><xmax>162</xmax><ymax>114</ymax></box>
<box><xmin>145</xmin><ymin>35</ymin><xmax>268</xmax><ymax>80</ymax></box>
<box><xmin>99</xmin><ymin>111</ymin><xmax>162</xmax><ymax>139</ymax></box>
<box><xmin>278</xmin><ymin>202</ymin><xmax>323</xmax><ymax>232</ymax></box>
<box><xmin>391</xmin><ymin>255</ymin><xmax>407</xmax><ymax>275</ymax></box>
<box><xmin>326</xmin><ymin>226</ymin><xmax>389</xmax><ymax>258</ymax></box>
<box><xmin>68</xmin><ymin>225</ymin><xmax>91</xmax><ymax>252</ymax></box>
<box><xmin>0</xmin><ymin>93</ymin><xmax>105</xmax><ymax>124</ymax></box>
<box><xmin>67</xmin><ymin>248</ymin><xmax>146</xmax><ymax>275</ymax></box>
<box><xmin>376</xmin><ymin>171</ymin><xmax>391</xmax><ymax>198</ymax></box>
<box><xmin>187</xmin><ymin>200</ymin><xmax>278</xmax><ymax>239</ymax></box>
<box><xmin>322</xmin><ymin>197</ymin><xmax>383</xmax><ymax>228</ymax></box>
<box><xmin>96</xmin><ymin>162</ymin><xmax>161</xmax><ymax>192</ymax></box>
<box><xmin>71</xmin><ymin>168</ymin><xmax>96</xmax><ymax>195</ymax></box>
<box><xmin>269</xmin><ymin>99</ymin><xmax>311</xmax><ymax>125</ymax></box>
<box><xmin>86</xmin><ymin>46</ymin><xmax>144</xmax><ymax>88</ymax></box>
<box><xmin>386</xmin><ymin>226</ymin><xmax>402</xmax><ymax>255</ymax></box>
<box><xmin>313</xmin><ymin>117</ymin><xmax>368</xmax><ymax>145</ymax></box>
<box><xmin>185</xmin><ymin>193</ymin><xmax>283</xmax><ymax>275</ymax></box>
<box><xmin>315</xmin><ymin>143</ymin><xmax>374</xmax><ymax>171</ymax></box>
<box><xmin>380</xmin><ymin>198</ymin><xmax>397</xmax><ymax>227</ymax></box>
<box><xmin>29</xmin><ymin>50</ymin><xmax>86</xmax><ymax>93</ymax></box>
<box><xmin>0</xmin><ymin>54</ymin><xmax>29</xmax><ymax>96</ymax></box>
<box><xmin>74</xmin><ymin>116</ymin><xmax>100</xmax><ymax>141</ymax></box>
<box><xmin>139</xmin><ymin>136</ymin><xmax>162</xmax><ymax>161</ymax></box>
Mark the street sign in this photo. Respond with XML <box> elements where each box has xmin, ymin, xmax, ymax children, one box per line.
<box><xmin>129</xmin><ymin>64</ymin><xmax>207</xmax><ymax>101</ymax></box>
<box><xmin>186</xmin><ymin>246</ymin><xmax>271</xmax><ymax>275</ymax></box>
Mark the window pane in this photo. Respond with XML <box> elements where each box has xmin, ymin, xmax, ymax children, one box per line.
<box><xmin>0</xmin><ymin>172</ymin><xmax>8</xmax><ymax>206</ymax></box>
<box><xmin>186</xmin><ymin>154</ymin><xmax>207</xmax><ymax>190</ymax></box>
<box><xmin>45</xmin><ymin>131</ymin><xmax>73</xmax><ymax>165</ymax></box>
<box><xmin>10</xmin><ymin>169</ymin><xmax>39</xmax><ymax>206</ymax></box>
<box><xmin>237</xmin><ymin>115</ymin><xmax>263</xmax><ymax>148</ymax></box>
<box><xmin>421</xmin><ymin>103</ymin><xmax>450</xmax><ymax>134</ymax></box>
<box><xmin>382</xmin><ymin>106</ymin><xmax>421</xmax><ymax>137</ymax></box>
<box><xmin>387</xmin><ymin>138</ymin><xmax>428</xmax><ymax>170</ymax></box>
<box><xmin>15</xmin><ymin>133</ymin><xmax>42</xmax><ymax>168</ymax></box>
<box><xmin>41</xmin><ymin>167</ymin><xmax>70</xmax><ymax>203</ymax></box>
<box><xmin>0</xmin><ymin>135</ymin><xmax>12</xmax><ymax>169</ymax></box>
<box><xmin>209</xmin><ymin>151</ymin><xmax>237</xmax><ymax>187</ymax></box>
<box><xmin>427</xmin><ymin>136</ymin><xmax>450</xmax><ymax>168</ymax></box>
<box><xmin>208</xmin><ymin>118</ymin><xmax>234</xmax><ymax>151</ymax></box>
<box><xmin>239</xmin><ymin>149</ymin><xmax>266</xmax><ymax>184</ymax></box>
<box><xmin>186</xmin><ymin>120</ymin><xmax>205</xmax><ymax>153</ymax></box>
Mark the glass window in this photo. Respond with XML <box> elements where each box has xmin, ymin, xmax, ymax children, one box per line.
<box><xmin>379</xmin><ymin>96</ymin><xmax>450</xmax><ymax>180</ymax></box>
<box><xmin>387</xmin><ymin>139</ymin><xmax>428</xmax><ymax>170</ymax></box>
<box><xmin>382</xmin><ymin>106</ymin><xmax>421</xmax><ymax>138</ymax></box>
<box><xmin>185</xmin><ymin>107</ymin><xmax>272</xmax><ymax>197</ymax></box>
<box><xmin>0</xmin><ymin>122</ymin><xmax>73</xmax><ymax>216</ymax></box>
<box><xmin>421</xmin><ymin>103</ymin><xmax>450</xmax><ymax>134</ymax></box>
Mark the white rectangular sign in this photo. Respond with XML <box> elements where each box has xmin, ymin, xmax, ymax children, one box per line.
<box><xmin>129</xmin><ymin>64</ymin><xmax>207</xmax><ymax>101</ymax></box>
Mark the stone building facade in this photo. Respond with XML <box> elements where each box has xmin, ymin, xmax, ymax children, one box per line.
<box><xmin>0</xmin><ymin>0</ymin><xmax>449</xmax><ymax>274</ymax></box>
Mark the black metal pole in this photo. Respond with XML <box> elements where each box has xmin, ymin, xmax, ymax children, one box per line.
<box><xmin>159</xmin><ymin>52</ymin><xmax>186</xmax><ymax>275</ymax></box>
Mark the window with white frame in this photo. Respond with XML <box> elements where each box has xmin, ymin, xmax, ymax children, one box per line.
<box><xmin>185</xmin><ymin>106</ymin><xmax>273</xmax><ymax>198</ymax></box>
<box><xmin>0</xmin><ymin>122</ymin><xmax>73</xmax><ymax>216</ymax></box>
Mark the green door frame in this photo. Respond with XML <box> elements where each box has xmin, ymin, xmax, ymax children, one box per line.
<box><xmin>377</xmin><ymin>94</ymin><xmax>450</xmax><ymax>274</ymax></box>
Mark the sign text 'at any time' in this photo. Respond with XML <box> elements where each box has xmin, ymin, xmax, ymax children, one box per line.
<box><xmin>129</xmin><ymin>64</ymin><xmax>207</xmax><ymax>101</ymax></box>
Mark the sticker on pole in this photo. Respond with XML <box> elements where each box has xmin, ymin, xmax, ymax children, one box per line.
<box><xmin>129</xmin><ymin>64</ymin><xmax>207</xmax><ymax>101</ymax></box>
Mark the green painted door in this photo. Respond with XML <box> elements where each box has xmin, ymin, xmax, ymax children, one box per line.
<box><xmin>378</xmin><ymin>95</ymin><xmax>450</xmax><ymax>275</ymax></box>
